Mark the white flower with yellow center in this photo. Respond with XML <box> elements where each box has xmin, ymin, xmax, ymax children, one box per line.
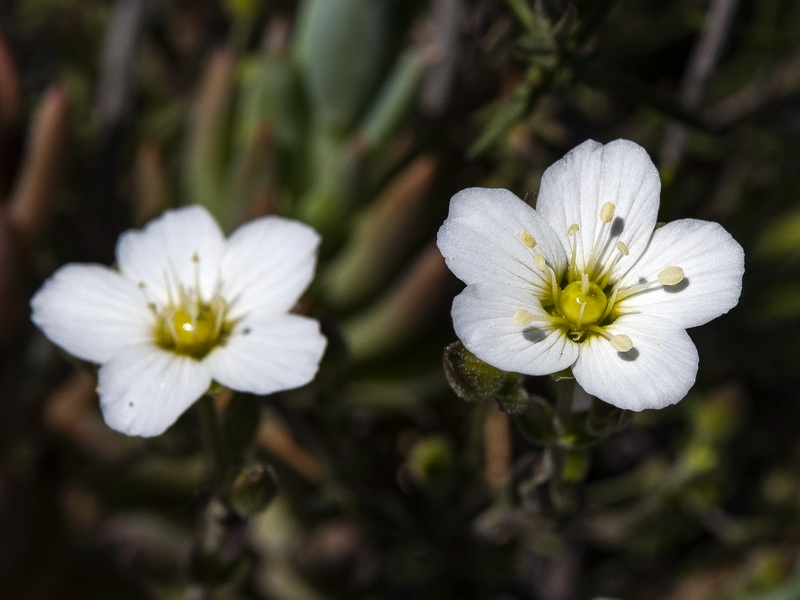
<box><xmin>437</xmin><ymin>139</ymin><xmax>744</xmax><ymax>411</ymax></box>
<box><xmin>31</xmin><ymin>205</ymin><xmax>327</xmax><ymax>437</ymax></box>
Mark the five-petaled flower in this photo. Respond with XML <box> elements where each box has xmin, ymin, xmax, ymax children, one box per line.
<box><xmin>437</xmin><ymin>139</ymin><xmax>745</xmax><ymax>411</ymax></box>
<box><xmin>31</xmin><ymin>205</ymin><xmax>327</xmax><ymax>437</ymax></box>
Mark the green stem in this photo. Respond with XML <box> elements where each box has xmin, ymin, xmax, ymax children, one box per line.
<box><xmin>555</xmin><ymin>378</ymin><xmax>575</xmax><ymax>434</ymax></box>
<box><xmin>199</xmin><ymin>395</ymin><xmax>230</xmax><ymax>492</ymax></box>
<box><xmin>505</xmin><ymin>0</ymin><xmax>538</xmax><ymax>32</ymax></box>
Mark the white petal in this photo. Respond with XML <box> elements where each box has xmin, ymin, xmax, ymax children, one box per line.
<box><xmin>437</xmin><ymin>187</ymin><xmax>567</xmax><ymax>295</ymax></box>
<box><xmin>205</xmin><ymin>315</ymin><xmax>327</xmax><ymax>395</ymax></box>
<box><xmin>30</xmin><ymin>264</ymin><xmax>153</xmax><ymax>363</ymax></box>
<box><xmin>452</xmin><ymin>282</ymin><xmax>579</xmax><ymax>376</ymax></box>
<box><xmin>536</xmin><ymin>139</ymin><xmax>661</xmax><ymax>277</ymax></box>
<box><xmin>116</xmin><ymin>205</ymin><xmax>226</xmax><ymax>305</ymax></box>
<box><xmin>220</xmin><ymin>216</ymin><xmax>321</xmax><ymax>322</ymax></box>
<box><xmin>98</xmin><ymin>345</ymin><xmax>212</xmax><ymax>437</ymax></box>
<box><xmin>573</xmin><ymin>313</ymin><xmax>699</xmax><ymax>411</ymax></box>
<box><xmin>615</xmin><ymin>219</ymin><xmax>745</xmax><ymax>328</ymax></box>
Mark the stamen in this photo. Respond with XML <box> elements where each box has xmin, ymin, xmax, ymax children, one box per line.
<box><xmin>601</xmin><ymin>281</ymin><xmax>621</xmax><ymax>320</ymax></box>
<box><xmin>616</xmin><ymin>266</ymin><xmax>686</xmax><ymax>304</ymax></box>
<box><xmin>597</xmin><ymin>240</ymin><xmax>631</xmax><ymax>288</ymax></box>
<box><xmin>520</xmin><ymin>232</ymin><xmax>537</xmax><ymax>248</ymax></box>
<box><xmin>610</xmin><ymin>334</ymin><xmax>633</xmax><ymax>352</ymax></box>
<box><xmin>534</xmin><ymin>253</ymin><xmax>562</xmax><ymax>305</ymax></box>
<box><xmin>166</xmin><ymin>309</ymin><xmax>179</xmax><ymax>343</ymax></box>
<box><xmin>512</xmin><ymin>308</ymin><xmax>571</xmax><ymax>328</ymax></box>
<box><xmin>213</xmin><ymin>297</ymin><xmax>226</xmax><ymax>337</ymax></box>
<box><xmin>567</xmin><ymin>224</ymin><xmax>580</xmax><ymax>277</ymax></box>
<box><xmin>600</xmin><ymin>202</ymin><xmax>616</xmax><ymax>223</ymax></box>
<box><xmin>614</xmin><ymin>282</ymin><xmax>652</xmax><ymax>303</ymax></box>
<box><xmin>587</xmin><ymin>325</ymin><xmax>634</xmax><ymax>352</ymax></box>
<box><xmin>586</xmin><ymin>210</ymin><xmax>613</xmax><ymax>277</ymax></box>
<box><xmin>151</xmin><ymin>257</ymin><xmax>232</xmax><ymax>359</ymax></box>
<box><xmin>581</xmin><ymin>272</ymin><xmax>589</xmax><ymax>294</ymax></box>
<box><xmin>586</xmin><ymin>205</ymin><xmax>623</xmax><ymax>280</ymax></box>
<box><xmin>138</xmin><ymin>282</ymin><xmax>159</xmax><ymax>315</ymax></box>
<box><xmin>163</xmin><ymin>271</ymin><xmax>175</xmax><ymax>306</ymax></box>
<box><xmin>513</xmin><ymin>309</ymin><xmax>534</xmax><ymax>327</ymax></box>
<box><xmin>172</xmin><ymin>264</ymin><xmax>188</xmax><ymax>307</ymax></box>
<box><xmin>658</xmin><ymin>266</ymin><xmax>685</xmax><ymax>286</ymax></box>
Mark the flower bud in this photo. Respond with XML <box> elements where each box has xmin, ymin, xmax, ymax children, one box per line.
<box><xmin>443</xmin><ymin>341</ymin><xmax>507</xmax><ymax>403</ymax></box>
<box><xmin>229</xmin><ymin>463</ymin><xmax>279</xmax><ymax>517</ymax></box>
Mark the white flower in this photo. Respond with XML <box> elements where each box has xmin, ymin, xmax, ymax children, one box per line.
<box><xmin>31</xmin><ymin>205</ymin><xmax>327</xmax><ymax>437</ymax></box>
<box><xmin>437</xmin><ymin>139</ymin><xmax>744</xmax><ymax>411</ymax></box>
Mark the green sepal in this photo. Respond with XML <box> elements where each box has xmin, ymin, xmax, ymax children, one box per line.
<box><xmin>229</xmin><ymin>463</ymin><xmax>279</xmax><ymax>517</ymax></box>
<box><xmin>443</xmin><ymin>341</ymin><xmax>508</xmax><ymax>403</ymax></box>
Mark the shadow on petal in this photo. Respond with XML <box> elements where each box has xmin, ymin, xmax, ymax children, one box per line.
<box><xmin>522</xmin><ymin>327</ymin><xmax>548</xmax><ymax>343</ymax></box>
<box><xmin>664</xmin><ymin>278</ymin><xmax>690</xmax><ymax>294</ymax></box>
<box><xmin>610</xmin><ymin>216</ymin><xmax>625</xmax><ymax>237</ymax></box>
<box><xmin>619</xmin><ymin>347</ymin><xmax>640</xmax><ymax>361</ymax></box>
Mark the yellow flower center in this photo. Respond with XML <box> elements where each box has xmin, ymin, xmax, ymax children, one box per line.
<box><xmin>558</xmin><ymin>279</ymin><xmax>607</xmax><ymax>327</ymax></box>
<box><xmin>511</xmin><ymin>202</ymin><xmax>689</xmax><ymax>353</ymax></box>
<box><xmin>142</xmin><ymin>254</ymin><xmax>232</xmax><ymax>359</ymax></box>
<box><xmin>154</xmin><ymin>303</ymin><xmax>229</xmax><ymax>358</ymax></box>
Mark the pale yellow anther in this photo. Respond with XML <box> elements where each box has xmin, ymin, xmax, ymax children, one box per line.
<box><xmin>520</xmin><ymin>231</ymin><xmax>537</xmax><ymax>248</ymax></box>
<box><xmin>610</xmin><ymin>334</ymin><xmax>633</xmax><ymax>352</ymax></box>
<box><xmin>616</xmin><ymin>241</ymin><xmax>629</xmax><ymax>256</ymax></box>
<box><xmin>568</xmin><ymin>223</ymin><xmax>580</xmax><ymax>236</ymax></box>
<box><xmin>658</xmin><ymin>266</ymin><xmax>685</xmax><ymax>286</ymax></box>
<box><xmin>535</xmin><ymin>254</ymin><xmax>546</xmax><ymax>271</ymax></box>
<box><xmin>600</xmin><ymin>202</ymin><xmax>616</xmax><ymax>223</ymax></box>
<box><xmin>513</xmin><ymin>309</ymin><xmax>535</xmax><ymax>327</ymax></box>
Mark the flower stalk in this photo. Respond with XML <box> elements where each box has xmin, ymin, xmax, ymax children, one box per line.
<box><xmin>198</xmin><ymin>395</ymin><xmax>231</xmax><ymax>493</ymax></box>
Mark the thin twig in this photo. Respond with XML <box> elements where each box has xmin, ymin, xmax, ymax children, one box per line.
<box><xmin>660</xmin><ymin>0</ymin><xmax>740</xmax><ymax>169</ymax></box>
<box><xmin>705</xmin><ymin>44</ymin><xmax>800</xmax><ymax>129</ymax></box>
<box><xmin>94</xmin><ymin>0</ymin><xmax>151</xmax><ymax>127</ymax></box>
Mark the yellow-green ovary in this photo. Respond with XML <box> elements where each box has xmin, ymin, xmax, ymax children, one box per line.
<box><xmin>558</xmin><ymin>280</ymin><xmax>607</xmax><ymax>325</ymax></box>
<box><xmin>155</xmin><ymin>308</ymin><xmax>222</xmax><ymax>358</ymax></box>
